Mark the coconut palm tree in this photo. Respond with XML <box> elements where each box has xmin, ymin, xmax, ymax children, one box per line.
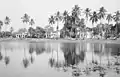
<box><xmin>48</xmin><ymin>15</ymin><xmax>55</xmax><ymax>27</ymax></box>
<box><xmin>90</xmin><ymin>11</ymin><xmax>99</xmax><ymax>38</ymax></box>
<box><xmin>63</xmin><ymin>10</ymin><xmax>69</xmax><ymax>23</ymax></box>
<box><xmin>98</xmin><ymin>7</ymin><xmax>107</xmax><ymax>24</ymax></box>
<box><xmin>10</xmin><ymin>27</ymin><xmax>14</xmax><ymax>33</ymax></box>
<box><xmin>106</xmin><ymin>14</ymin><xmax>113</xmax><ymax>25</ymax></box>
<box><xmin>113</xmin><ymin>11</ymin><xmax>120</xmax><ymax>24</ymax></box>
<box><xmin>90</xmin><ymin>11</ymin><xmax>99</xmax><ymax>27</ymax></box>
<box><xmin>84</xmin><ymin>8</ymin><xmax>91</xmax><ymax>24</ymax></box>
<box><xmin>0</xmin><ymin>20</ymin><xmax>3</xmax><ymax>32</ymax></box>
<box><xmin>72</xmin><ymin>5</ymin><xmax>82</xmax><ymax>25</ymax></box>
<box><xmin>4</xmin><ymin>16</ymin><xmax>10</xmax><ymax>32</ymax></box>
<box><xmin>54</xmin><ymin>11</ymin><xmax>62</xmax><ymax>31</ymax></box>
<box><xmin>29</xmin><ymin>18</ymin><xmax>35</xmax><ymax>27</ymax></box>
<box><xmin>113</xmin><ymin>11</ymin><xmax>120</xmax><ymax>35</ymax></box>
<box><xmin>21</xmin><ymin>13</ymin><xmax>30</xmax><ymax>29</ymax></box>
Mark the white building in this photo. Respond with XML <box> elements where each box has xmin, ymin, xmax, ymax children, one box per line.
<box><xmin>15</xmin><ymin>32</ymin><xmax>28</xmax><ymax>38</ymax></box>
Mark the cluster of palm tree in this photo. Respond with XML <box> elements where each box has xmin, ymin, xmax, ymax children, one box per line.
<box><xmin>21</xmin><ymin>13</ymin><xmax>35</xmax><ymax>29</ymax></box>
<box><xmin>48</xmin><ymin>5</ymin><xmax>120</xmax><ymax>38</ymax></box>
<box><xmin>0</xmin><ymin>16</ymin><xmax>11</xmax><ymax>32</ymax></box>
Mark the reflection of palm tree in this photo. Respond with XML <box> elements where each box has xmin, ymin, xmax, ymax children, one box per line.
<box><xmin>48</xmin><ymin>43</ymin><xmax>55</xmax><ymax>67</ymax></box>
<box><xmin>4</xmin><ymin>48</ymin><xmax>10</xmax><ymax>66</ymax></box>
<box><xmin>23</xmin><ymin>48</ymin><xmax>29</xmax><ymax>68</ymax></box>
<box><xmin>30</xmin><ymin>56</ymin><xmax>34</xmax><ymax>64</ymax></box>
<box><xmin>92</xmin><ymin>44</ymin><xmax>95</xmax><ymax>64</ymax></box>
<box><xmin>56</xmin><ymin>43</ymin><xmax>59</xmax><ymax>69</ymax></box>
<box><xmin>107</xmin><ymin>48</ymin><xmax>111</xmax><ymax>68</ymax></box>
<box><xmin>29</xmin><ymin>47</ymin><xmax>34</xmax><ymax>64</ymax></box>
<box><xmin>0</xmin><ymin>52</ymin><xmax>3</xmax><ymax>61</ymax></box>
<box><xmin>49</xmin><ymin>58</ymin><xmax>55</xmax><ymax>67</ymax></box>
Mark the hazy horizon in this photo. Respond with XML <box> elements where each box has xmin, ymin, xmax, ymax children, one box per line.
<box><xmin>0</xmin><ymin>0</ymin><xmax>120</xmax><ymax>32</ymax></box>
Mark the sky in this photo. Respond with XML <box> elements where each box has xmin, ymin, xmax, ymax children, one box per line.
<box><xmin>0</xmin><ymin>0</ymin><xmax>120</xmax><ymax>31</ymax></box>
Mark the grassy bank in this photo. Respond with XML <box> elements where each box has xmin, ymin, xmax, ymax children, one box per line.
<box><xmin>0</xmin><ymin>38</ymin><xmax>120</xmax><ymax>44</ymax></box>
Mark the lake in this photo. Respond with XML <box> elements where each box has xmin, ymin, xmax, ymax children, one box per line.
<box><xmin>0</xmin><ymin>40</ymin><xmax>120</xmax><ymax>77</ymax></box>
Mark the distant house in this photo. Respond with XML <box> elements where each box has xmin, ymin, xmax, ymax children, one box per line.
<box><xmin>14</xmin><ymin>32</ymin><xmax>28</xmax><ymax>38</ymax></box>
<box><xmin>51</xmin><ymin>30</ymin><xmax>60</xmax><ymax>38</ymax></box>
<box><xmin>76</xmin><ymin>27</ymin><xmax>94</xmax><ymax>39</ymax></box>
<box><xmin>45</xmin><ymin>26</ymin><xmax>54</xmax><ymax>38</ymax></box>
<box><xmin>76</xmin><ymin>27</ymin><xmax>87</xmax><ymax>39</ymax></box>
<box><xmin>13</xmin><ymin>28</ymin><xmax>28</xmax><ymax>38</ymax></box>
<box><xmin>45</xmin><ymin>25</ymin><xmax>60</xmax><ymax>39</ymax></box>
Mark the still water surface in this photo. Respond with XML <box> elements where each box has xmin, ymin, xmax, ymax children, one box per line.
<box><xmin>0</xmin><ymin>41</ymin><xmax>120</xmax><ymax>77</ymax></box>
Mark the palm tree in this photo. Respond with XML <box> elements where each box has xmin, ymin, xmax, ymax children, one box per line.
<box><xmin>72</xmin><ymin>5</ymin><xmax>82</xmax><ymax>25</ymax></box>
<box><xmin>113</xmin><ymin>11</ymin><xmax>120</xmax><ymax>24</ymax></box>
<box><xmin>90</xmin><ymin>11</ymin><xmax>99</xmax><ymax>27</ymax></box>
<box><xmin>90</xmin><ymin>11</ymin><xmax>99</xmax><ymax>38</ymax></box>
<box><xmin>63</xmin><ymin>10</ymin><xmax>69</xmax><ymax>23</ymax></box>
<box><xmin>0</xmin><ymin>20</ymin><xmax>3</xmax><ymax>32</ymax></box>
<box><xmin>106</xmin><ymin>14</ymin><xmax>113</xmax><ymax>25</ymax></box>
<box><xmin>21</xmin><ymin>13</ymin><xmax>30</xmax><ymax>29</ymax></box>
<box><xmin>10</xmin><ymin>27</ymin><xmax>14</xmax><ymax>33</ymax></box>
<box><xmin>98</xmin><ymin>7</ymin><xmax>107</xmax><ymax>38</ymax></box>
<box><xmin>84</xmin><ymin>8</ymin><xmax>91</xmax><ymax>24</ymax></box>
<box><xmin>113</xmin><ymin>11</ymin><xmax>120</xmax><ymax>34</ymax></box>
<box><xmin>29</xmin><ymin>18</ymin><xmax>35</xmax><ymax>27</ymax></box>
<box><xmin>4</xmin><ymin>16</ymin><xmax>10</xmax><ymax>32</ymax></box>
<box><xmin>54</xmin><ymin>11</ymin><xmax>62</xmax><ymax>31</ymax></box>
<box><xmin>98</xmin><ymin>7</ymin><xmax>107</xmax><ymax>24</ymax></box>
<box><xmin>48</xmin><ymin>15</ymin><xmax>55</xmax><ymax>27</ymax></box>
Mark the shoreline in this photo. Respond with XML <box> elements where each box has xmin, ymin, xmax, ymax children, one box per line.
<box><xmin>0</xmin><ymin>38</ymin><xmax>120</xmax><ymax>44</ymax></box>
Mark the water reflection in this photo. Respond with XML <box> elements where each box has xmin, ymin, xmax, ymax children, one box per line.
<box><xmin>0</xmin><ymin>41</ymin><xmax>120</xmax><ymax>77</ymax></box>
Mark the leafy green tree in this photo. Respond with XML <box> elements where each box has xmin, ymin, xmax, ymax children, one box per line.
<box><xmin>35</xmin><ymin>26</ymin><xmax>45</xmax><ymax>38</ymax></box>
<box><xmin>28</xmin><ymin>27</ymin><xmax>35</xmax><ymax>38</ymax></box>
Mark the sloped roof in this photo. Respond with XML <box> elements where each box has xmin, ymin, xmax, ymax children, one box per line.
<box><xmin>45</xmin><ymin>27</ymin><xmax>54</xmax><ymax>33</ymax></box>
